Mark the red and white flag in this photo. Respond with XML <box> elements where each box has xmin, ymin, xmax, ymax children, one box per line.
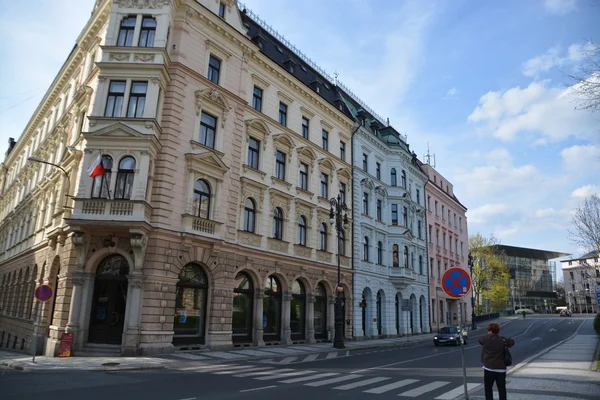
<box><xmin>87</xmin><ymin>153</ymin><xmax>105</xmax><ymax>178</ymax></box>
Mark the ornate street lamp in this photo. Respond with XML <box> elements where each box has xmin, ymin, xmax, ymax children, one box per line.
<box><xmin>28</xmin><ymin>156</ymin><xmax>72</xmax><ymax>209</ymax></box>
<box><xmin>468</xmin><ymin>253</ymin><xmax>477</xmax><ymax>330</ymax></box>
<box><xmin>330</xmin><ymin>194</ymin><xmax>349</xmax><ymax>349</ymax></box>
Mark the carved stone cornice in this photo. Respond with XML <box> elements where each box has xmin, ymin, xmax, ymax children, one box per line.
<box><xmin>116</xmin><ymin>0</ymin><xmax>170</xmax><ymax>8</ymax></box>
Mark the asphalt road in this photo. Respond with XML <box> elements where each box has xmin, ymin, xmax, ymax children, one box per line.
<box><xmin>0</xmin><ymin>315</ymin><xmax>596</xmax><ymax>400</ymax></box>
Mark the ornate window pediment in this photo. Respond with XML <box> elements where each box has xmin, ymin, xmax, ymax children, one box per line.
<box><xmin>297</xmin><ymin>146</ymin><xmax>317</xmax><ymax>167</ymax></box>
<box><xmin>361</xmin><ymin>177</ymin><xmax>375</xmax><ymax>190</ymax></box>
<box><xmin>337</xmin><ymin>166</ymin><xmax>352</xmax><ymax>182</ymax></box>
<box><xmin>317</xmin><ymin>157</ymin><xmax>335</xmax><ymax>174</ymax></box>
<box><xmin>272</xmin><ymin>132</ymin><xmax>295</xmax><ymax>152</ymax></box>
<box><xmin>294</xmin><ymin>198</ymin><xmax>314</xmax><ymax>219</ymax></box>
<box><xmin>240</xmin><ymin>177</ymin><xmax>267</xmax><ymax>211</ymax></box>
<box><xmin>195</xmin><ymin>88</ymin><xmax>231</xmax><ymax>127</ymax></box>
<box><xmin>185</xmin><ymin>150</ymin><xmax>229</xmax><ymax>180</ymax></box>
<box><xmin>245</xmin><ymin>118</ymin><xmax>270</xmax><ymax>150</ymax></box>
<box><xmin>269</xmin><ymin>188</ymin><xmax>293</xmax><ymax>215</ymax></box>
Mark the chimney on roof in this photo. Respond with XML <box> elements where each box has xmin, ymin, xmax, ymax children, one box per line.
<box><xmin>387</xmin><ymin>117</ymin><xmax>390</xmax><ymax>126</ymax></box>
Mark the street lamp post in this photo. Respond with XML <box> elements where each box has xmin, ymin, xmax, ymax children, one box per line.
<box><xmin>28</xmin><ymin>156</ymin><xmax>71</xmax><ymax>209</ymax></box>
<box><xmin>467</xmin><ymin>254</ymin><xmax>477</xmax><ymax>330</ymax></box>
<box><xmin>330</xmin><ymin>194</ymin><xmax>349</xmax><ymax>349</ymax></box>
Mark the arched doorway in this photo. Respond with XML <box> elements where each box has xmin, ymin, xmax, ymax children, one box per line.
<box><xmin>232</xmin><ymin>272</ymin><xmax>254</xmax><ymax>344</ymax></box>
<box><xmin>376</xmin><ymin>291</ymin><xmax>382</xmax><ymax>336</ymax></box>
<box><xmin>290</xmin><ymin>280</ymin><xmax>306</xmax><ymax>341</ymax></box>
<box><xmin>395</xmin><ymin>293</ymin><xmax>402</xmax><ymax>335</ymax></box>
<box><xmin>88</xmin><ymin>255</ymin><xmax>129</xmax><ymax>344</ymax></box>
<box><xmin>173</xmin><ymin>263</ymin><xmax>208</xmax><ymax>345</ymax></box>
<box><xmin>314</xmin><ymin>282</ymin><xmax>327</xmax><ymax>340</ymax></box>
<box><xmin>263</xmin><ymin>275</ymin><xmax>282</xmax><ymax>342</ymax></box>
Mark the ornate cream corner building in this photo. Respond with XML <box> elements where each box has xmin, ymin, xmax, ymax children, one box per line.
<box><xmin>0</xmin><ymin>0</ymin><xmax>357</xmax><ymax>356</ymax></box>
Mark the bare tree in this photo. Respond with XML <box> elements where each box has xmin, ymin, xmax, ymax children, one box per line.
<box><xmin>566</xmin><ymin>40</ymin><xmax>600</xmax><ymax>113</ymax></box>
<box><xmin>568</xmin><ymin>194</ymin><xmax>600</xmax><ymax>253</ymax></box>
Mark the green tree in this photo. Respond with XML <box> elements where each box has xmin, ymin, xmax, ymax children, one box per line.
<box><xmin>469</xmin><ymin>233</ymin><xmax>511</xmax><ymax>314</ymax></box>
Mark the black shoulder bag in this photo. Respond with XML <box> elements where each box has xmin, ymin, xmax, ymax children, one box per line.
<box><xmin>503</xmin><ymin>339</ymin><xmax>513</xmax><ymax>366</ymax></box>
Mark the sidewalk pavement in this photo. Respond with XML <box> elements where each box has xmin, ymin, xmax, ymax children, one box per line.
<box><xmin>0</xmin><ymin>319</ymin><xmax>500</xmax><ymax>372</ymax></box>
<box><xmin>467</xmin><ymin>334</ymin><xmax>600</xmax><ymax>400</ymax></box>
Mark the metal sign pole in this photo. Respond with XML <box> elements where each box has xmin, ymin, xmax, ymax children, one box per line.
<box><xmin>458</xmin><ymin>300</ymin><xmax>468</xmax><ymax>399</ymax></box>
<box><xmin>32</xmin><ymin>300</ymin><xmax>42</xmax><ymax>363</ymax></box>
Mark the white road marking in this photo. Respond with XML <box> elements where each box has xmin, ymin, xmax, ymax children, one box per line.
<box><xmin>304</xmin><ymin>374</ymin><xmax>362</xmax><ymax>387</ymax></box>
<box><xmin>254</xmin><ymin>370</ymin><xmax>315</xmax><ymax>380</ymax></box>
<box><xmin>278</xmin><ymin>372</ymin><xmax>339</xmax><ymax>384</ymax></box>
<box><xmin>215</xmin><ymin>366</ymin><xmax>271</xmax><ymax>375</ymax></box>
<box><xmin>176</xmin><ymin>398</ymin><xmax>196</xmax><ymax>400</ymax></box>
<box><xmin>325</xmin><ymin>351</ymin><xmax>338</xmax><ymax>359</ymax></box>
<box><xmin>434</xmin><ymin>383</ymin><xmax>481</xmax><ymax>399</ymax></box>
<box><xmin>278</xmin><ymin>356</ymin><xmax>299</xmax><ymax>364</ymax></box>
<box><xmin>234</xmin><ymin>368</ymin><xmax>292</xmax><ymax>377</ymax></box>
<box><xmin>239</xmin><ymin>385</ymin><xmax>276</xmax><ymax>392</ymax></box>
<box><xmin>398</xmin><ymin>381</ymin><xmax>450</xmax><ymax>397</ymax></box>
<box><xmin>333</xmin><ymin>376</ymin><xmax>391</xmax><ymax>390</ymax></box>
<box><xmin>212</xmin><ymin>365</ymin><xmax>257</xmax><ymax>374</ymax></box>
<box><xmin>363</xmin><ymin>379</ymin><xmax>419</xmax><ymax>394</ymax></box>
<box><xmin>303</xmin><ymin>354</ymin><xmax>319</xmax><ymax>362</ymax></box>
<box><xmin>177</xmin><ymin>364</ymin><xmax>231</xmax><ymax>372</ymax></box>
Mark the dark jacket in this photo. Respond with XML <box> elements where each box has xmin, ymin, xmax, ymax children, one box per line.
<box><xmin>478</xmin><ymin>333</ymin><xmax>515</xmax><ymax>370</ymax></box>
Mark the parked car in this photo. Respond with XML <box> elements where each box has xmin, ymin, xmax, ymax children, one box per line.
<box><xmin>559</xmin><ymin>309</ymin><xmax>572</xmax><ymax>317</ymax></box>
<box><xmin>433</xmin><ymin>326</ymin><xmax>468</xmax><ymax>346</ymax></box>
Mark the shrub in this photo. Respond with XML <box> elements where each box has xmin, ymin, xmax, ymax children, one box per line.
<box><xmin>594</xmin><ymin>313</ymin><xmax>600</xmax><ymax>336</ymax></box>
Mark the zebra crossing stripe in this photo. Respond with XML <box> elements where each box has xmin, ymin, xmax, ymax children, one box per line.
<box><xmin>333</xmin><ymin>376</ymin><xmax>391</xmax><ymax>390</ymax></box>
<box><xmin>434</xmin><ymin>383</ymin><xmax>481</xmax><ymax>399</ymax></box>
<box><xmin>398</xmin><ymin>381</ymin><xmax>450</xmax><ymax>397</ymax></box>
<box><xmin>303</xmin><ymin>354</ymin><xmax>319</xmax><ymax>362</ymax></box>
<box><xmin>177</xmin><ymin>364</ymin><xmax>230</xmax><ymax>371</ymax></box>
<box><xmin>213</xmin><ymin>366</ymin><xmax>264</xmax><ymax>375</ymax></box>
<box><xmin>363</xmin><ymin>379</ymin><xmax>419</xmax><ymax>394</ymax></box>
<box><xmin>234</xmin><ymin>368</ymin><xmax>294</xmax><ymax>377</ymax></box>
<box><xmin>254</xmin><ymin>370</ymin><xmax>316</xmax><ymax>381</ymax></box>
<box><xmin>325</xmin><ymin>351</ymin><xmax>338</xmax><ymax>359</ymax></box>
<box><xmin>278</xmin><ymin>356</ymin><xmax>299</xmax><ymax>364</ymax></box>
<box><xmin>305</xmin><ymin>374</ymin><xmax>362</xmax><ymax>387</ymax></box>
<box><xmin>279</xmin><ymin>372</ymin><xmax>339</xmax><ymax>384</ymax></box>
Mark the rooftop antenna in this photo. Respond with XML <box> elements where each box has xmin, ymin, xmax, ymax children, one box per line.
<box><xmin>386</xmin><ymin>117</ymin><xmax>390</xmax><ymax>126</ymax></box>
<box><xmin>424</xmin><ymin>142</ymin><xmax>436</xmax><ymax>168</ymax></box>
<box><xmin>334</xmin><ymin>70</ymin><xmax>339</xmax><ymax>86</ymax></box>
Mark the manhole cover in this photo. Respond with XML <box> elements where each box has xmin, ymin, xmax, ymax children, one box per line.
<box><xmin>101</xmin><ymin>362</ymin><xmax>120</xmax><ymax>367</ymax></box>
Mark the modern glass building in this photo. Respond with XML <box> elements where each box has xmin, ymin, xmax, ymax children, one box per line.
<box><xmin>489</xmin><ymin>245</ymin><xmax>569</xmax><ymax>312</ymax></box>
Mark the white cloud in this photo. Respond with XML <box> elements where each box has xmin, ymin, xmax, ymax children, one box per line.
<box><xmin>522</xmin><ymin>41</ymin><xmax>595</xmax><ymax>78</ymax></box>
<box><xmin>572</xmin><ymin>185</ymin><xmax>600</xmax><ymax>198</ymax></box>
<box><xmin>543</xmin><ymin>0</ymin><xmax>578</xmax><ymax>15</ymax></box>
<box><xmin>443</xmin><ymin>87</ymin><xmax>458</xmax><ymax>100</ymax></box>
<box><xmin>468</xmin><ymin>80</ymin><xmax>598</xmax><ymax>142</ymax></box>
<box><xmin>560</xmin><ymin>144</ymin><xmax>600</xmax><ymax>172</ymax></box>
<box><xmin>468</xmin><ymin>203</ymin><xmax>512</xmax><ymax>224</ymax></box>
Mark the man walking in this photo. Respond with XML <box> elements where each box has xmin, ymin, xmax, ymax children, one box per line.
<box><xmin>478</xmin><ymin>322</ymin><xmax>515</xmax><ymax>400</ymax></box>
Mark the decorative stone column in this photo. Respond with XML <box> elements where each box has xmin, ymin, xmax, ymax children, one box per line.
<box><xmin>253</xmin><ymin>289</ymin><xmax>264</xmax><ymax>347</ymax></box>
<box><xmin>327</xmin><ymin>298</ymin><xmax>335</xmax><ymax>342</ymax></box>
<box><xmin>122</xmin><ymin>232</ymin><xmax>147</xmax><ymax>356</ymax></box>
<box><xmin>49</xmin><ymin>231</ymin><xmax>88</xmax><ymax>356</ymax></box>
<box><xmin>122</xmin><ymin>273</ymin><xmax>144</xmax><ymax>356</ymax></box>
<box><xmin>306</xmin><ymin>293</ymin><xmax>315</xmax><ymax>343</ymax></box>
<box><xmin>282</xmin><ymin>291</ymin><xmax>292</xmax><ymax>345</ymax></box>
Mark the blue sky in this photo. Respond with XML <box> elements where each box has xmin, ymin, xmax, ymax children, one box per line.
<box><xmin>1</xmin><ymin>0</ymin><xmax>599</xmax><ymax>279</ymax></box>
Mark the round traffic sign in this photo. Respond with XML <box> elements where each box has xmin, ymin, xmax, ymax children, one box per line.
<box><xmin>441</xmin><ymin>267</ymin><xmax>471</xmax><ymax>298</ymax></box>
<box><xmin>35</xmin><ymin>285</ymin><xmax>53</xmax><ymax>302</ymax></box>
